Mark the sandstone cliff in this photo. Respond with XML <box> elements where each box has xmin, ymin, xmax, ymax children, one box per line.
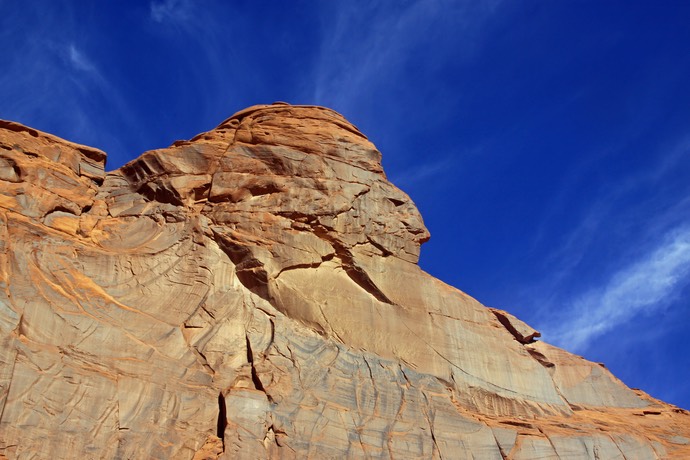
<box><xmin>0</xmin><ymin>103</ymin><xmax>688</xmax><ymax>459</ymax></box>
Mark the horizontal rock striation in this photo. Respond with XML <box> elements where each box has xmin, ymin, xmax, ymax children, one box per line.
<box><xmin>0</xmin><ymin>103</ymin><xmax>688</xmax><ymax>459</ymax></box>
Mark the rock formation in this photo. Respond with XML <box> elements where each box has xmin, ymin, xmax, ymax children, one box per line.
<box><xmin>0</xmin><ymin>103</ymin><xmax>688</xmax><ymax>459</ymax></box>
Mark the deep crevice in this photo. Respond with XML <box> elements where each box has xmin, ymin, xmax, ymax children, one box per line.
<box><xmin>44</xmin><ymin>204</ymin><xmax>79</xmax><ymax>218</ymax></box>
<box><xmin>216</xmin><ymin>392</ymin><xmax>227</xmax><ymax>451</ymax></box>
<box><xmin>246</xmin><ymin>335</ymin><xmax>269</xmax><ymax>395</ymax></box>
<box><xmin>387</xmin><ymin>197</ymin><xmax>405</xmax><ymax>207</ymax></box>
<box><xmin>526</xmin><ymin>347</ymin><xmax>555</xmax><ymax>368</ymax></box>
<box><xmin>212</xmin><ymin>229</ymin><xmax>270</xmax><ymax>301</ymax></box>
<box><xmin>344</xmin><ymin>263</ymin><xmax>393</xmax><ymax>304</ymax></box>
<box><xmin>490</xmin><ymin>309</ymin><xmax>540</xmax><ymax>344</ymax></box>
<box><xmin>491</xmin><ymin>431</ymin><xmax>509</xmax><ymax>460</ymax></box>
<box><xmin>138</xmin><ymin>181</ymin><xmax>184</xmax><ymax>206</ymax></box>
<box><xmin>366</xmin><ymin>236</ymin><xmax>393</xmax><ymax>257</ymax></box>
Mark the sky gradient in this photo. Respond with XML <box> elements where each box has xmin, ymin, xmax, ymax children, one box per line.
<box><xmin>2</xmin><ymin>1</ymin><xmax>689</xmax><ymax>409</ymax></box>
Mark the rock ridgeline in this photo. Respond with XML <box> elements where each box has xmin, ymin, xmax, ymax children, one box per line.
<box><xmin>0</xmin><ymin>103</ymin><xmax>688</xmax><ymax>459</ymax></box>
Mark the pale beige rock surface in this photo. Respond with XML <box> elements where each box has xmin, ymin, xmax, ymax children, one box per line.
<box><xmin>0</xmin><ymin>104</ymin><xmax>689</xmax><ymax>459</ymax></box>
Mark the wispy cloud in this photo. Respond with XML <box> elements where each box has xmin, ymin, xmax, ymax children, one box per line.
<box><xmin>307</xmin><ymin>0</ymin><xmax>505</xmax><ymax>206</ymax></box>
<box><xmin>521</xmin><ymin>135</ymin><xmax>690</xmax><ymax>313</ymax></box>
<box><xmin>312</xmin><ymin>1</ymin><xmax>503</xmax><ymax>114</ymax></box>
<box><xmin>150</xmin><ymin>0</ymin><xmax>193</xmax><ymax>25</ymax></box>
<box><xmin>544</xmin><ymin>224</ymin><xmax>690</xmax><ymax>352</ymax></box>
<box><xmin>512</xmin><ymin>133</ymin><xmax>690</xmax><ymax>356</ymax></box>
<box><xmin>67</xmin><ymin>44</ymin><xmax>99</xmax><ymax>75</ymax></box>
<box><xmin>0</xmin><ymin>4</ymin><xmax>138</xmax><ymax>167</ymax></box>
<box><xmin>146</xmin><ymin>0</ymin><xmax>240</xmax><ymax>128</ymax></box>
<box><xmin>389</xmin><ymin>156</ymin><xmax>455</xmax><ymax>188</ymax></box>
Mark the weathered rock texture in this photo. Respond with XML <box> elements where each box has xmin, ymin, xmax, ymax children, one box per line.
<box><xmin>0</xmin><ymin>103</ymin><xmax>688</xmax><ymax>459</ymax></box>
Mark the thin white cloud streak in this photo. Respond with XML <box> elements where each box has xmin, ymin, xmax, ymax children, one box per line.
<box><xmin>0</xmin><ymin>4</ymin><xmax>138</xmax><ymax>167</ymax></box>
<box><xmin>389</xmin><ymin>156</ymin><xmax>455</xmax><ymax>188</ymax></box>
<box><xmin>312</xmin><ymin>0</ymin><xmax>502</xmax><ymax>113</ymax></box>
<box><xmin>524</xmin><ymin>137</ymin><xmax>690</xmax><ymax>315</ymax></box>
<box><xmin>545</xmin><ymin>225</ymin><xmax>690</xmax><ymax>352</ymax></box>
<box><xmin>308</xmin><ymin>1</ymin><xmax>504</xmax><ymax>201</ymax></box>
<box><xmin>519</xmin><ymin>136</ymin><xmax>690</xmax><ymax>355</ymax></box>
<box><xmin>528</xmin><ymin>117</ymin><xmax>690</xmax><ymax>270</ymax></box>
<box><xmin>62</xmin><ymin>43</ymin><xmax>137</xmax><ymax>140</ymax></box>
<box><xmin>68</xmin><ymin>44</ymin><xmax>98</xmax><ymax>75</ymax></box>
<box><xmin>150</xmin><ymin>0</ymin><xmax>194</xmax><ymax>26</ymax></box>
<box><xmin>146</xmin><ymin>0</ymin><xmax>242</xmax><ymax>126</ymax></box>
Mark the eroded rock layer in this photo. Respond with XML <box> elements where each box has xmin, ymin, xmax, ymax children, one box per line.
<box><xmin>0</xmin><ymin>103</ymin><xmax>688</xmax><ymax>459</ymax></box>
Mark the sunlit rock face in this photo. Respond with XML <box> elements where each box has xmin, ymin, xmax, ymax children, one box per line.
<box><xmin>1</xmin><ymin>103</ymin><xmax>689</xmax><ymax>459</ymax></box>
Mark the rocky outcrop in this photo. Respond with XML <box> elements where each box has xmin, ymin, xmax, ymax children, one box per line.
<box><xmin>0</xmin><ymin>103</ymin><xmax>688</xmax><ymax>459</ymax></box>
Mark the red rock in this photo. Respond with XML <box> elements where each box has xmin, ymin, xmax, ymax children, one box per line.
<box><xmin>0</xmin><ymin>103</ymin><xmax>688</xmax><ymax>459</ymax></box>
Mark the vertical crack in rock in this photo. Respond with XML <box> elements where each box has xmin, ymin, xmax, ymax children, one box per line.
<box><xmin>537</xmin><ymin>427</ymin><xmax>562</xmax><ymax>460</ymax></box>
<box><xmin>608</xmin><ymin>434</ymin><xmax>630</xmax><ymax>460</ymax></box>
<box><xmin>492</xmin><ymin>431</ymin><xmax>509</xmax><ymax>460</ymax></box>
<box><xmin>262</xmin><ymin>425</ymin><xmax>276</xmax><ymax>449</ymax></box>
<box><xmin>422</xmin><ymin>393</ymin><xmax>444</xmax><ymax>460</ymax></box>
<box><xmin>429</xmin><ymin>423</ymin><xmax>442</xmax><ymax>460</ymax></box>
<box><xmin>216</xmin><ymin>392</ymin><xmax>227</xmax><ymax>451</ymax></box>
<box><xmin>362</xmin><ymin>357</ymin><xmax>379</xmax><ymax>423</ymax></box>
<box><xmin>0</xmin><ymin>350</ymin><xmax>18</xmax><ymax>425</ymax></box>
<box><xmin>245</xmin><ymin>334</ymin><xmax>272</xmax><ymax>402</ymax></box>
<box><xmin>194</xmin><ymin>347</ymin><xmax>216</xmax><ymax>375</ymax></box>
<box><xmin>399</xmin><ymin>364</ymin><xmax>413</xmax><ymax>388</ymax></box>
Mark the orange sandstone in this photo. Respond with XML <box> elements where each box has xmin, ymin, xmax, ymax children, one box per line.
<box><xmin>0</xmin><ymin>104</ymin><xmax>688</xmax><ymax>459</ymax></box>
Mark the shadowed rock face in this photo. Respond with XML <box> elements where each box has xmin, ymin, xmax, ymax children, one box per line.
<box><xmin>0</xmin><ymin>103</ymin><xmax>688</xmax><ymax>459</ymax></box>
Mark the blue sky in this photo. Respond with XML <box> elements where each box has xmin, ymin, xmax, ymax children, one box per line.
<box><xmin>2</xmin><ymin>1</ymin><xmax>689</xmax><ymax>409</ymax></box>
